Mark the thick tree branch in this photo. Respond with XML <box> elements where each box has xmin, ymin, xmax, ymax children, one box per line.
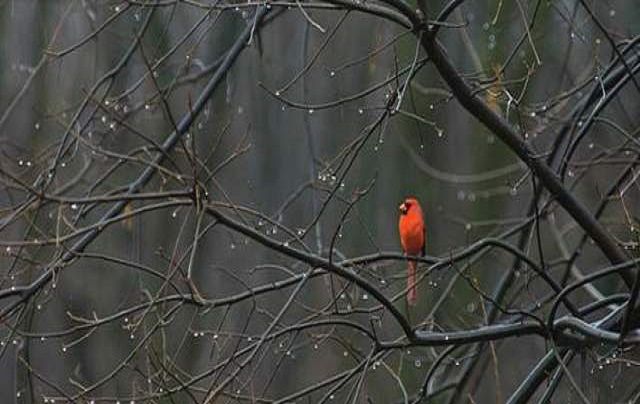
<box><xmin>415</xmin><ymin>30</ymin><xmax>634</xmax><ymax>287</ymax></box>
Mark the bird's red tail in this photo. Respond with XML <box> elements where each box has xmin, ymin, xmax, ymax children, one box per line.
<box><xmin>407</xmin><ymin>261</ymin><xmax>417</xmax><ymax>306</ymax></box>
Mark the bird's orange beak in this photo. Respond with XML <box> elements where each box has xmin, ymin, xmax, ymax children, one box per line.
<box><xmin>399</xmin><ymin>202</ymin><xmax>408</xmax><ymax>214</ymax></box>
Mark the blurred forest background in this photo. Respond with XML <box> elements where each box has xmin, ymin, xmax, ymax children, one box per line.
<box><xmin>0</xmin><ymin>0</ymin><xmax>639</xmax><ymax>403</ymax></box>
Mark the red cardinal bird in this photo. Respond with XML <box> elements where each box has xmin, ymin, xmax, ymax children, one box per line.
<box><xmin>398</xmin><ymin>197</ymin><xmax>425</xmax><ymax>306</ymax></box>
